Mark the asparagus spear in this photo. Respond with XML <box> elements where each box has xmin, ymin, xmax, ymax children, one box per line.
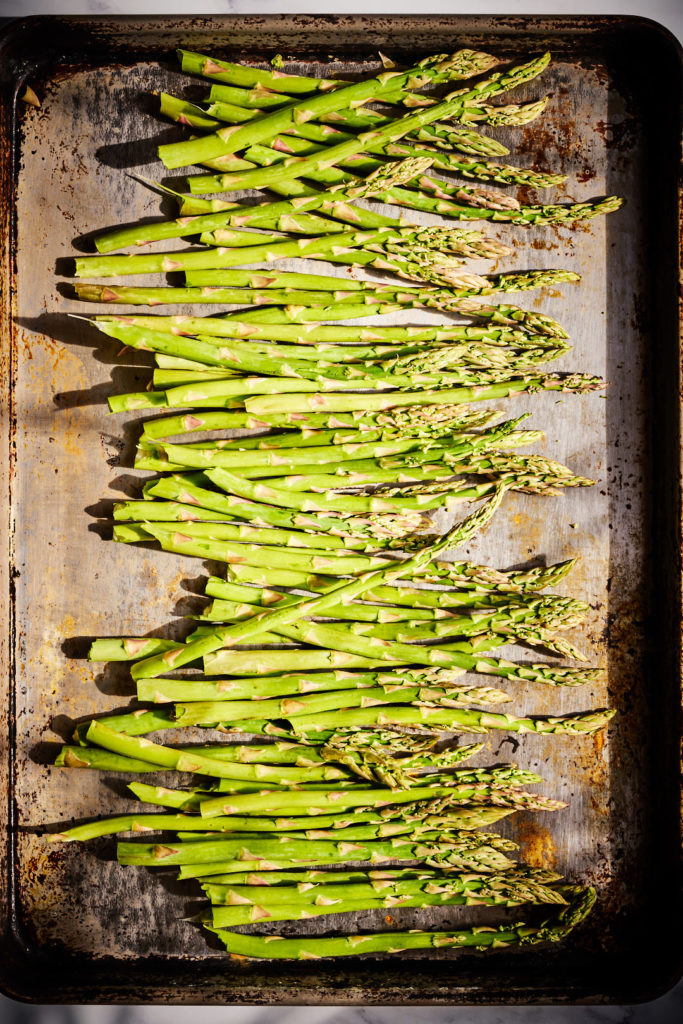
<box><xmin>158</xmin><ymin>50</ymin><xmax>525</xmax><ymax>168</ymax></box>
<box><xmin>94</xmin><ymin>159</ymin><xmax>434</xmax><ymax>252</ymax></box>
<box><xmin>135</xmin><ymin>670</ymin><xmax>509</xmax><ymax>705</ymax></box>
<box><xmin>221</xmin><ymin>555</ymin><xmax>572</xmax><ymax>592</ymax></box>
<box><xmin>49</xmin><ymin>812</ymin><xmax>510</xmax><ymax>846</ymax></box>
<box><xmin>87</xmin><ymin>637</ymin><xmax>180</xmax><ymax>662</ymax></box>
<box><xmin>78</xmin><ymin>285</ymin><xmax>569</xmax><ymax>340</ymax></box>
<box><xmin>128</xmin><ymin>486</ymin><xmax>506</xmax><ymax>680</ymax></box>
<box><xmin>260</xmin><ymin>706</ymin><xmax>615</xmax><ymax>740</ymax></box>
<box><xmin>366</xmin><ymin>187</ymin><xmax>624</xmax><ymax>226</ymax></box>
<box><xmin>133</xmin><ymin>415</ymin><xmax>523</xmax><ymax>470</ymax></box>
<box><xmin>193</xmin><ymin>775</ymin><xmax>566</xmax><ymax>819</ymax></box>
<box><xmin>211</xmin><ymin>613</ymin><xmax>601</xmax><ymax>688</ymax></box>
<box><xmin>56</xmin><ymin>738</ymin><xmax>367</xmax><ymax>773</ymax></box>
<box><xmin>114</xmin><ymin>517</ymin><xmax>380</xmax><ymax>552</ymax></box>
<box><xmin>85</xmin><ymin>721</ymin><xmax>353</xmax><ymax>784</ymax></box>
<box><xmin>129</xmin><ymin>784</ymin><xmax>511</xmax><ymax>831</ymax></box>
<box><xmin>176</xmin><ymin>836</ymin><xmax>513</xmax><ymax>876</ymax></box>
<box><xmin>124</xmin><ymin>773</ymin><xmax>565</xmax><ymax>833</ymax></box>
<box><xmin>203</xmin><ymin>81</ymin><xmax>520</xmax><ymax>156</ymax></box>
<box><xmin>54</xmin><ymin>746</ymin><xmax>166</xmax><ymax>773</ymax></box>
<box><xmin>73</xmin><ymin>227</ymin><xmax>540</xmax><ymax>279</ymax></box>
<box><xmin>112</xmin><ymin>499</ymin><xmax>242</xmax><ymax>522</ymax></box>
<box><xmin>203</xmin><ymin>867</ymin><xmax>561</xmax><ymax>909</ymax></box>
<box><xmin>193</xmin><ymin>867</ymin><xmax>444</xmax><ymax>885</ymax></box>
<box><xmin>142</xmin><ymin>474</ymin><xmax>432</xmax><ymax>538</ymax></box>
<box><xmin>136</xmin><ymin>405</ymin><xmax>506</xmax><ymax>441</ymax></box>
<box><xmin>74</xmin><ymin>284</ymin><xmax>414</xmax><ymax>310</ymax></box>
<box><xmin>204</xmin><ymin>558</ymin><xmax>577</xmax><ymax>602</ymax></box>
<box><xmin>95</xmin><ymin>314</ymin><xmax>552</xmax><ymax>348</ymax></box>
<box><xmin>177</xmin><ymin>48</ymin><xmax>356</xmax><ymax>93</ymax></box>
<box><xmin>210</xmin><ymin>885</ymin><xmax>596</xmax><ymax>958</ymax></box>
<box><xmin>242</xmin><ymin>372</ymin><xmax>604</xmax><ymax>417</ymax></box>
<box><xmin>160</xmin><ymin>92</ymin><xmax>565</xmax><ymax>192</ymax></box>
<box><xmin>170</xmin><ymin>681</ymin><xmax>517</xmax><ymax>727</ymax></box>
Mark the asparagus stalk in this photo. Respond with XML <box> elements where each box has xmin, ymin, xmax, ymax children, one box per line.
<box><xmin>135</xmin><ymin>406</ymin><xmax>505</xmax><ymax>442</ymax></box>
<box><xmin>158</xmin><ymin>50</ymin><xmax>526</xmax><ymax>168</ymax></box>
<box><xmin>135</xmin><ymin>670</ymin><xmax>509</xmax><ymax>705</ymax></box>
<box><xmin>154</xmin><ymin>93</ymin><xmax>566</xmax><ymax>197</ymax></box>
<box><xmin>261</xmin><ymin>706</ymin><xmax>615</xmax><ymax>740</ymax></box>
<box><xmin>189</xmin><ymin>773</ymin><xmax>567</xmax><ymax>817</ymax></box>
<box><xmin>222</xmin><ymin>615</ymin><xmax>602</xmax><ymax>687</ymax></box>
<box><xmin>56</xmin><ymin>738</ymin><xmax>364</xmax><ymax>773</ymax></box>
<box><xmin>203</xmin><ymin>867</ymin><xmax>560</xmax><ymax>909</ymax></box>
<box><xmin>210</xmin><ymin>885</ymin><xmax>596</xmax><ymax>958</ymax></box>
<box><xmin>74</xmin><ymin>228</ymin><xmax>539</xmax><ymax>279</ymax></box>
<box><xmin>179</xmin><ymin>48</ymin><xmax>499</xmax><ymax>102</ymax></box>
<box><xmin>205</xmin><ymin>558</ymin><xmax>577</xmax><ymax>603</ymax></box>
<box><xmin>193</xmin><ymin>867</ymin><xmax>444</xmax><ymax>885</ymax></box>
<box><xmin>128</xmin><ymin>486</ymin><xmax>506</xmax><ymax>680</ymax></box>
<box><xmin>113</xmin><ymin>500</ymin><xmax>241</xmax><ymax>523</ymax></box>
<box><xmin>96</xmin><ymin>314</ymin><xmax>553</xmax><ymax>348</ymax></box>
<box><xmin>175</xmin><ymin>676</ymin><xmax>612</xmax><ymax>731</ymax></box>
<box><xmin>205</xmin><ymin>87</ymin><xmax>516</xmax><ymax>157</ymax></box>
<box><xmin>49</xmin><ymin>812</ymin><xmax>510</xmax><ymax>847</ymax></box>
<box><xmin>74</xmin><ymin>284</ymin><xmax>414</xmax><ymax>310</ymax></box>
<box><xmin>170</xmin><ymin>681</ymin><xmax>515</xmax><ymax>727</ymax></box>
<box><xmin>142</xmin><ymin>474</ymin><xmax>432</xmax><ymax>538</ymax></box>
<box><xmin>176</xmin><ymin>835</ymin><xmax>513</xmax><ymax>876</ymax></box>
<box><xmin>54</xmin><ymin>745</ymin><xmax>166</xmax><ymax>773</ymax></box>
<box><xmin>128</xmin><ymin>784</ymin><xmax>511</xmax><ymax>832</ymax></box>
<box><xmin>114</xmin><ymin>517</ymin><xmax>378</xmax><ymax>552</ymax></box>
<box><xmin>221</xmin><ymin>555</ymin><xmax>569</xmax><ymax>592</ymax></box>
<box><xmin>78</xmin><ymin>285</ymin><xmax>569</xmax><ymax>340</ymax></box>
<box><xmin>86</xmin><ymin>638</ymin><xmax>180</xmax><ymax>663</ymax></box>
<box><xmin>143</xmin><ymin>335</ymin><xmax>535</xmax><ymax>372</ymax></box>
<box><xmin>177</xmin><ymin>48</ymin><xmax>356</xmax><ymax>93</ymax></box>
<box><xmin>242</xmin><ymin>372</ymin><xmax>604</xmax><ymax>417</ymax></box>
<box><xmin>134</xmin><ymin>416</ymin><xmax>524</xmax><ymax>470</ymax></box>
<box><xmin>85</xmin><ymin>722</ymin><xmax>354</xmax><ymax>784</ymax></box>
<box><xmin>366</xmin><ymin>187</ymin><xmax>624</xmax><ymax>226</ymax></box>
<box><xmin>126</xmin><ymin>773</ymin><xmax>566</xmax><ymax>831</ymax></box>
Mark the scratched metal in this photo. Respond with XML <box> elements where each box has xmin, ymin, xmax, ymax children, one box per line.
<box><xmin>0</xmin><ymin>14</ymin><xmax>680</xmax><ymax>1006</ymax></box>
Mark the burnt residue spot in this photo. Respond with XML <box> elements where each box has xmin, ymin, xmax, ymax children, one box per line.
<box><xmin>100</xmin><ymin>433</ymin><xmax>124</xmax><ymax>467</ymax></box>
<box><xmin>575</xmin><ymin>166</ymin><xmax>597</xmax><ymax>184</ymax></box>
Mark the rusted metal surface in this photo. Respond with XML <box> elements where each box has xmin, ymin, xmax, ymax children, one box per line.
<box><xmin>0</xmin><ymin>13</ymin><xmax>681</xmax><ymax>1005</ymax></box>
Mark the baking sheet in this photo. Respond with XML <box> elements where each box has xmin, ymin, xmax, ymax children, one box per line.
<box><xmin>0</xmin><ymin>14</ymin><xmax>681</xmax><ymax>1004</ymax></box>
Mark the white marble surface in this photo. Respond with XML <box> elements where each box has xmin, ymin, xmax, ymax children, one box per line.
<box><xmin>0</xmin><ymin>0</ymin><xmax>681</xmax><ymax>1019</ymax></box>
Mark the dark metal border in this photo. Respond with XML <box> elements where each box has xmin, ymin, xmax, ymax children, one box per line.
<box><xmin>0</xmin><ymin>14</ymin><xmax>680</xmax><ymax>1005</ymax></box>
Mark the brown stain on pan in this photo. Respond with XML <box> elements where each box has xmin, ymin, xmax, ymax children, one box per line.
<box><xmin>514</xmin><ymin>816</ymin><xmax>557</xmax><ymax>869</ymax></box>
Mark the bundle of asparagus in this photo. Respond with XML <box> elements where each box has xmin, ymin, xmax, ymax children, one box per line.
<box><xmin>51</xmin><ymin>506</ymin><xmax>610</xmax><ymax>952</ymax></box>
<box><xmin>48</xmin><ymin>44</ymin><xmax>619</xmax><ymax>962</ymax></box>
<box><xmin>52</xmin><ymin>712</ymin><xmax>593</xmax><ymax>945</ymax></box>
